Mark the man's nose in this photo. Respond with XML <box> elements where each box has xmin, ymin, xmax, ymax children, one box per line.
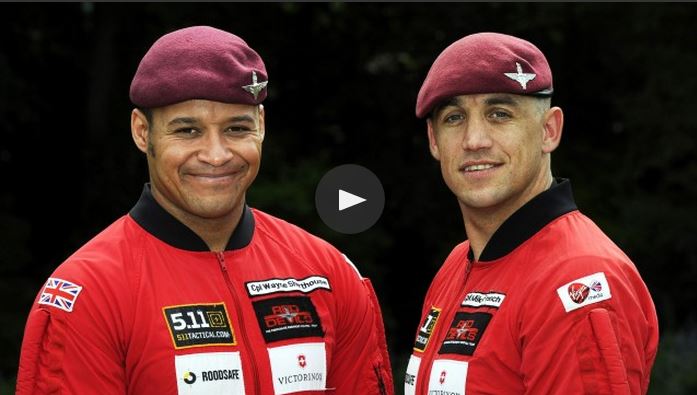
<box><xmin>198</xmin><ymin>133</ymin><xmax>234</xmax><ymax>166</ymax></box>
<box><xmin>461</xmin><ymin>117</ymin><xmax>493</xmax><ymax>151</ymax></box>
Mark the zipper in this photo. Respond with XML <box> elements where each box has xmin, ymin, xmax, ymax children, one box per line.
<box><xmin>463</xmin><ymin>258</ymin><xmax>473</xmax><ymax>285</ymax></box>
<box><xmin>374</xmin><ymin>363</ymin><xmax>387</xmax><ymax>395</ymax></box>
<box><xmin>418</xmin><ymin>255</ymin><xmax>474</xmax><ymax>394</ymax></box>
<box><xmin>216</xmin><ymin>252</ymin><xmax>260</xmax><ymax>395</ymax></box>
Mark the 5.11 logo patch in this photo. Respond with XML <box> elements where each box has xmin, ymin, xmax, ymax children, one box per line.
<box><xmin>163</xmin><ymin>303</ymin><xmax>236</xmax><ymax>349</ymax></box>
<box><xmin>253</xmin><ymin>296</ymin><xmax>323</xmax><ymax>343</ymax></box>
<box><xmin>413</xmin><ymin>306</ymin><xmax>441</xmax><ymax>352</ymax></box>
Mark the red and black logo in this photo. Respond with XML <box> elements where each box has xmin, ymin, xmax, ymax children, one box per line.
<box><xmin>253</xmin><ymin>296</ymin><xmax>323</xmax><ymax>343</ymax></box>
<box><xmin>438</xmin><ymin>312</ymin><xmax>492</xmax><ymax>356</ymax></box>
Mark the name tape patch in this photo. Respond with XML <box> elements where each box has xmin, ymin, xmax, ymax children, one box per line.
<box><xmin>556</xmin><ymin>272</ymin><xmax>612</xmax><ymax>313</ymax></box>
<box><xmin>246</xmin><ymin>276</ymin><xmax>331</xmax><ymax>297</ymax></box>
<box><xmin>438</xmin><ymin>312</ymin><xmax>492</xmax><ymax>356</ymax></box>
<box><xmin>413</xmin><ymin>306</ymin><xmax>441</xmax><ymax>352</ymax></box>
<box><xmin>461</xmin><ymin>292</ymin><xmax>506</xmax><ymax>308</ymax></box>
<box><xmin>163</xmin><ymin>303</ymin><xmax>236</xmax><ymax>349</ymax></box>
<box><xmin>253</xmin><ymin>296</ymin><xmax>324</xmax><ymax>343</ymax></box>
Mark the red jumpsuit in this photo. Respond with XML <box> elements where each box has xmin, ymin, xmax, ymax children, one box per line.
<box><xmin>405</xmin><ymin>179</ymin><xmax>658</xmax><ymax>394</ymax></box>
<box><xmin>17</xmin><ymin>185</ymin><xmax>393</xmax><ymax>395</ymax></box>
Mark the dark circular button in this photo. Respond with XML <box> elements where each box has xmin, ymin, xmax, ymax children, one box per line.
<box><xmin>315</xmin><ymin>164</ymin><xmax>385</xmax><ymax>234</ymax></box>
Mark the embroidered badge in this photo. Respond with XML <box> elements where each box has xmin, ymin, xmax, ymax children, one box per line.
<box><xmin>242</xmin><ymin>70</ymin><xmax>268</xmax><ymax>100</ymax></box>
<box><xmin>252</xmin><ymin>296</ymin><xmax>324</xmax><ymax>343</ymax></box>
<box><xmin>38</xmin><ymin>277</ymin><xmax>83</xmax><ymax>312</ymax></box>
<box><xmin>504</xmin><ymin>62</ymin><xmax>536</xmax><ymax>89</ymax></box>
<box><xmin>404</xmin><ymin>355</ymin><xmax>421</xmax><ymax>395</ymax></box>
<box><xmin>426</xmin><ymin>359</ymin><xmax>468</xmax><ymax>395</ymax></box>
<box><xmin>556</xmin><ymin>272</ymin><xmax>612</xmax><ymax>312</ymax></box>
<box><xmin>175</xmin><ymin>352</ymin><xmax>245</xmax><ymax>394</ymax></box>
<box><xmin>438</xmin><ymin>312</ymin><xmax>492</xmax><ymax>356</ymax></box>
<box><xmin>461</xmin><ymin>291</ymin><xmax>506</xmax><ymax>308</ymax></box>
<box><xmin>163</xmin><ymin>303</ymin><xmax>236</xmax><ymax>349</ymax></box>
<box><xmin>267</xmin><ymin>342</ymin><xmax>327</xmax><ymax>394</ymax></box>
<box><xmin>413</xmin><ymin>306</ymin><xmax>441</xmax><ymax>352</ymax></box>
<box><xmin>245</xmin><ymin>276</ymin><xmax>331</xmax><ymax>297</ymax></box>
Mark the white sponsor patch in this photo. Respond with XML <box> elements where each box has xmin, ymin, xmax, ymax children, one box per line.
<box><xmin>427</xmin><ymin>359</ymin><xmax>468</xmax><ymax>395</ymax></box>
<box><xmin>246</xmin><ymin>276</ymin><xmax>331</xmax><ymax>296</ymax></box>
<box><xmin>175</xmin><ymin>352</ymin><xmax>244</xmax><ymax>395</ymax></box>
<box><xmin>268</xmin><ymin>342</ymin><xmax>327</xmax><ymax>394</ymax></box>
<box><xmin>556</xmin><ymin>272</ymin><xmax>612</xmax><ymax>313</ymax></box>
<box><xmin>404</xmin><ymin>354</ymin><xmax>421</xmax><ymax>395</ymax></box>
<box><xmin>461</xmin><ymin>292</ymin><xmax>506</xmax><ymax>308</ymax></box>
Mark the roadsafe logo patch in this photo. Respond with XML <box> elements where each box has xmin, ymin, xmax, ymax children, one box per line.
<box><xmin>438</xmin><ymin>312</ymin><xmax>492</xmax><ymax>356</ymax></box>
<box><xmin>175</xmin><ymin>351</ymin><xmax>245</xmax><ymax>394</ymax></box>
<box><xmin>246</xmin><ymin>276</ymin><xmax>331</xmax><ymax>297</ymax></box>
<box><xmin>413</xmin><ymin>306</ymin><xmax>441</xmax><ymax>352</ymax></box>
<box><xmin>403</xmin><ymin>355</ymin><xmax>421</xmax><ymax>395</ymax></box>
<box><xmin>163</xmin><ymin>303</ymin><xmax>236</xmax><ymax>349</ymax></box>
<box><xmin>556</xmin><ymin>272</ymin><xmax>612</xmax><ymax>313</ymax></box>
<box><xmin>253</xmin><ymin>296</ymin><xmax>323</xmax><ymax>343</ymax></box>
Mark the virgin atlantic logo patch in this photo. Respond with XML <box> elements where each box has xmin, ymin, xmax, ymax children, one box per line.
<box><xmin>557</xmin><ymin>272</ymin><xmax>612</xmax><ymax>313</ymax></box>
<box><xmin>567</xmin><ymin>283</ymin><xmax>590</xmax><ymax>303</ymax></box>
<box><xmin>568</xmin><ymin>281</ymin><xmax>603</xmax><ymax>304</ymax></box>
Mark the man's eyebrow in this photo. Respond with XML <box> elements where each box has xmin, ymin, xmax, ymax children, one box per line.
<box><xmin>167</xmin><ymin>115</ymin><xmax>256</xmax><ymax>127</ymax></box>
<box><xmin>431</xmin><ymin>97</ymin><xmax>462</xmax><ymax>118</ymax></box>
<box><xmin>167</xmin><ymin>117</ymin><xmax>198</xmax><ymax>127</ymax></box>
<box><xmin>225</xmin><ymin>115</ymin><xmax>256</xmax><ymax>123</ymax></box>
<box><xmin>484</xmin><ymin>95</ymin><xmax>520</xmax><ymax>107</ymax></box>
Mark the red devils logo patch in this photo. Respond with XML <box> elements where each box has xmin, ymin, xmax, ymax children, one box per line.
<box><xmin>253</xmin><ymin>296</ymin><xmax>324</xmax><ymax>343</ymax></box>
<box><xmin>438</xmin><ymin>312</ymin><xmax>492</xmax><ymax>356</ymax></box>
<box><xmin>567</xmin><ymin>283</ymin><xmax>590</xmax><ymax>304</ymax></box>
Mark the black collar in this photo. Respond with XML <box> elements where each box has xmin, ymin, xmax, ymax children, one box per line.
<box><xmin>471</xmin><ymin>178</ymin><xmax>578</xmax><ymax>262</ymax></box>
<box><xmin>129</xmin><ymin>184</ymin><xmax>254</xmax><ymax>252</ymax></box>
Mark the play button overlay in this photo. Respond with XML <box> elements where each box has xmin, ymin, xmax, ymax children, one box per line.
<box><xmin>316</xmin><ymin>164</ymin><xmax>385</xmax><ymax>234</ymax></box>
<box><xmin>339</xmin><ymin>189</ymin><xmax>366</xmax><ymax>211</ymax></box>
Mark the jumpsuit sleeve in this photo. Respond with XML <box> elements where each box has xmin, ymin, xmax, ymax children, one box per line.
<box><xmin>517</xmin><ymin>257</ymin><xmax>659</xmax><ymax>395</ymax></box>
<box><xmin>326</xmin><ymin>255</ymin><xmax>394</xmax><ymax>395</ymax></box>
<box><xmin>16</xmin><ymin>266</ymin><xmax>129</xmax><ymax>395</ymax></box>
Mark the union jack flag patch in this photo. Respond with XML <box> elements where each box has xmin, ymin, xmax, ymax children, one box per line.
<box><xmin>38</xmin><ymin>277</ymin><xmax>83</xmax><ymax>312</ymax></box>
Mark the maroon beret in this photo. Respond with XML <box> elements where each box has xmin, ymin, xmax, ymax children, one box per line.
<box><xmin>416</xmin><ymin>32</ymin><xmax>553</xmax><ymax>118</ymax></box>
<box><xmin>130</xmin><ymin>26</ymin><xmax>268</xmax><ymax>108</ymax></box>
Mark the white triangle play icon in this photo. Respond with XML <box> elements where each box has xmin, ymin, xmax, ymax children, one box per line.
<box><xmin>339</xmin><ymin>189</ymin><xmax>367</xmax><ymax>211</ymax></box>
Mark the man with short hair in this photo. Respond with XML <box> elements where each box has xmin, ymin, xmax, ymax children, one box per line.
<box><xmin>17</xmin><ymin>26</ymin><xmax>393</xmax><ymax>395</ymax></box>
<box><xmin>404</xmin><ymin>32</ymin><xmax>658</xmax><ymax>394</ymax></box>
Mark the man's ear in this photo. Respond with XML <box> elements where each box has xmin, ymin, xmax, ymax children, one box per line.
<box><xmin>427</xmin><ymin>119</ymin><xmax>441</xmax><ymax>160</ymax></box>
<box><xmin>131</xmin><ymin>109</ymin><xmax>150</xmax><ymax>154</ymax></box>
<box><xmin>542</xmin><ymin>106</ymin><xmax>563</xmax><ymax>154</ymax></box>
<box><xmin>257</xmin><ymin>104</ymin><xmax>265</xmax><ymax>142</ymax></box>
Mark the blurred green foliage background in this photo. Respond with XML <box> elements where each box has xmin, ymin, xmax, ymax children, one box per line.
<box><xmin>1</xmin><ymin>3</ymin><xmax>696</xmax><ymax>394</ymax></box>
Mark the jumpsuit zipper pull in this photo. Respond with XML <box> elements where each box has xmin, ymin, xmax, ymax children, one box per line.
<box><xmin>216</xmin><ymin>251</ymin><xmax>228</xmax><ymax>271</ymax></box>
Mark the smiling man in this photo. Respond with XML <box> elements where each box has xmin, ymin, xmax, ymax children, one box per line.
<box><xmin>16</xmin><ymin>26</ymin><xmax>393</xmax><ymax>395</ymax></box>
<box><xmin>405</xmin><ymin>33</ymin><xmax>658</xmax><ymax>394</ymax></box>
